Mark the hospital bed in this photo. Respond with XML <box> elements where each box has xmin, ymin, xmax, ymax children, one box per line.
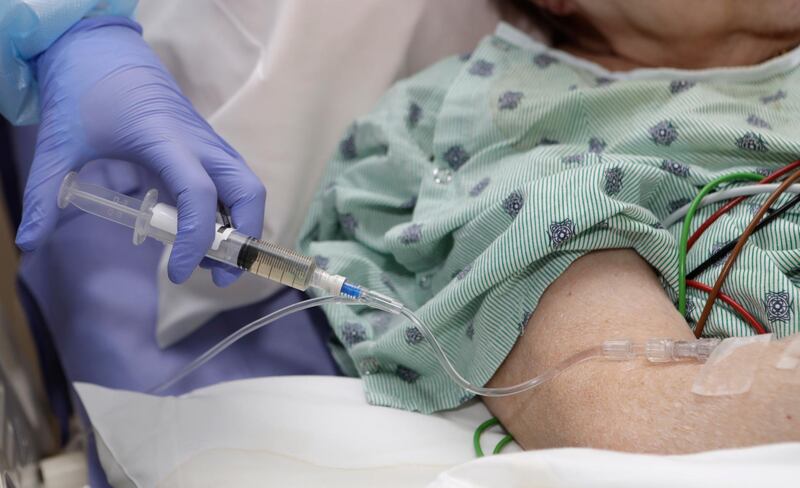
<box><xmin>1</xmin><ymin>1</ymin><xmax>799</xmax><ymax>486</ymax></box>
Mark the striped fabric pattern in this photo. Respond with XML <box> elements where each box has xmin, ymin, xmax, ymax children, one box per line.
<box><xmin>298</xmin><ymin>34</ymin><xmax>800</xmax><ymax>413</ymax></box>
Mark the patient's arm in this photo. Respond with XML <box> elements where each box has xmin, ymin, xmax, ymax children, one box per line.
<box><xmin>484</xmin><ymin>249</ymin><xmax>800</xmax><ymax>454</ymax></box>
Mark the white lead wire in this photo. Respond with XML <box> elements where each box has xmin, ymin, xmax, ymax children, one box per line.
<box><xmin>662</xmin><ymin>183</ymin><xmax>800</xmax><ymax>228</ymax></box>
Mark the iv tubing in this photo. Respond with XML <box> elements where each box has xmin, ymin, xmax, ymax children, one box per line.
<box><xmin>397</xmin><ymin>306</ymin><xmax>603</xmax><ymax>397</ymax></box>
<box><xmin>62</xmin><ymin>172</ymin><xmax>614</xmax><ymax>397</ymax></box>
<box><xmin>151</xmin><ymin>294</ymin><xmax>716</xmax><ymax>397</ymax></box>
<box><xmin>151</xmin><ymin>296</ymin><xmax>346</xmax><ymax>393</ymax></box>
<box><xmin>151</xmin><ymin>295</ymin><xmax>603</xmax><ymax>396</ymax></box>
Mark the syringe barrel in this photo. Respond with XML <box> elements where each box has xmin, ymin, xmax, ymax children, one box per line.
<box><xmin>148</xmin><ymin>205</ymin><xmax>317</xmax><ymax>291</ymax></box>
<box><xmin>207</xmin><ymin>232</ymin><xmax>316</xmax><ymax>291</ymax></box>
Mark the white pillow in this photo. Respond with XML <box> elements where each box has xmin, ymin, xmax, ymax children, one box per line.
<box><xmin>76</xmin><ymin>376</ymin><xmax>518</xmax><ymax>487</ymax></box>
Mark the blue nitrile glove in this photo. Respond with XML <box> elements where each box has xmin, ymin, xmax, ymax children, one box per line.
<box><xmin>15</xmin><ymin>16</ymin><xmax>266</xmax><ymax>287</ymax></box>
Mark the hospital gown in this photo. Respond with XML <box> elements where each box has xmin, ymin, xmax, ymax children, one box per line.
<box><xmin>299</xmin><ymin>27</ymin><xmax>800</xmax><ymax>413</ymax></box>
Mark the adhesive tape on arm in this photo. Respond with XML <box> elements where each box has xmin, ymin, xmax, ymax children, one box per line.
<box><xmin>775</xmin><ymin>334</ymin><xmax>800</xmax><ymax>384</ymax></box>
<box><xmin>691</xmin><ymin>334</ymin><xmax>772</xmax><ymax>397</ymax></box>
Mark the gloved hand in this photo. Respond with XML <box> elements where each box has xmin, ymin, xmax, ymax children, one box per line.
<box><xmin>15</xmin><ymin>16</ymin><xmax>266</xmax><ymax>287</ymax></box>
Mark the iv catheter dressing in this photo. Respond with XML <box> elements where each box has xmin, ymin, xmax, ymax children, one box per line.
<box><xmin>59</xmin><ymin>172</ymin><xmax>721</xmax><ymax>397</ymax></box>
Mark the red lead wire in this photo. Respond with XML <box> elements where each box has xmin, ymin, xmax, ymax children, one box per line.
<box><xmin>686</xmin><ymin>280</ymin><xmax>767</xmax><ymax>335</ymax></box>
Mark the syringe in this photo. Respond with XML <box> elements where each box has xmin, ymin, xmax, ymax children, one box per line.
<box><xmin>57</xmin><ymin>172</ymin><xmax>376</xmax><ymax>301</ymax></box>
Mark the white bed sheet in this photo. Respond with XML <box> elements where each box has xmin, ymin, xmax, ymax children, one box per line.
<box><xmin>76</xmin><ymin>377</ymin><xmax>800</xmax><ymax>488</ymax></box>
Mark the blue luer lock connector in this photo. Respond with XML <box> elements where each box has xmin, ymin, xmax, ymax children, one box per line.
<box><xmin>340</xmin><ymin>281</ymin><xmax>362</xmax><ymax>298</ymax></box>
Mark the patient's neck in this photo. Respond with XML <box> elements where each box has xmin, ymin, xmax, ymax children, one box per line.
<box><xmin>558</xmin><ymin>37</ymin><xmax>800</xmax><ymax>72</ymax></box>
<box><xmin>551</xmin><ymin>17</ymin><xmax>800</xmax><ymax>71</ymax></box>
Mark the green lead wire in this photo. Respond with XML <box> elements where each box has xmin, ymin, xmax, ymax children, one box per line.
<box><xmin>474</xmin><ymin>417</ymin><xmax>514</xmax><ymax>457</ymax></box>
<box><xmin>493</xmin><ymin>434</ymin><xmax>515</xmax><ymax>455</ymax></box>
<box><xmin>474</xmin><ymin>418</ymin><xmax>499</xmax><ymax>457</ymax></box>
<box><xmin>678</xmin><ymin>172</ymin><xmax>762</xmax><ymax>318</ymax></box>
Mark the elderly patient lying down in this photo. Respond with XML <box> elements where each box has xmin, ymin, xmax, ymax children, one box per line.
<box><xmin>298</xmin><ymin>0</ymin><xmax>800</xmax><ymax>452</ymax></box>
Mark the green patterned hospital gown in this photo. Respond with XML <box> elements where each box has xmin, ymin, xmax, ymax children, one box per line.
<box><xmin>298</xmin><ymin>24</ymin><xmax>800</xmax><ymax>413</ymax></box>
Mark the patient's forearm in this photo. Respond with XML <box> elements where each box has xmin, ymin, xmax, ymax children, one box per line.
<box><xmin>484</xmin><ymin>250</ymin><xmax>800</xmax><ymax>454</ymax></box>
